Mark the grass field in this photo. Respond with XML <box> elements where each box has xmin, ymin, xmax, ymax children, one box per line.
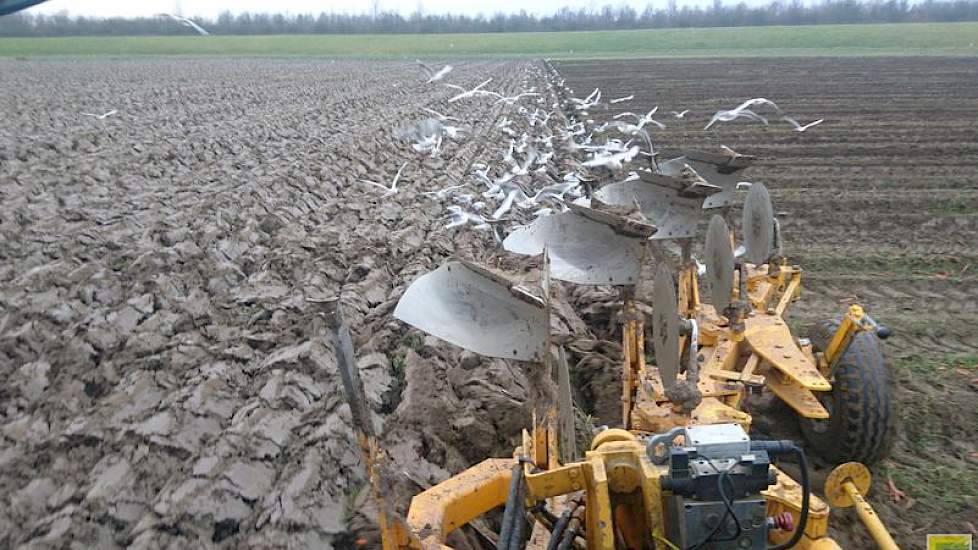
<box><xmin>1</xmin><ymin>21</ymin><xmax>977</xmax><ymax>58</ymax></box>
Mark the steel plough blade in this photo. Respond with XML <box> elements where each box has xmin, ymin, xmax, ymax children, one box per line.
<box><xmin>595</xmin><ymin>175</ymin><xmax>705</xmax><ymax>240</ymax></box>
<box><xmin>394</xmin><ymin>260</ymin><xmax>549</xmax><ymax>362</ymax></box>
<box><xmin>503</xmin><ymin>205</ymin><xmax>652</xmax><ymax>285</ymax></box>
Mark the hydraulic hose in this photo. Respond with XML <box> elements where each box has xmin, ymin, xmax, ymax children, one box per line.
<box><xmin>556</xmin><ymin>506</ymin><xmax>584</xmax><ymax>550</ymax></box>
<box><xmin>556</xmin><ymin>526</ymin><xmax>578</xmax><ymax>550</ymax></box>
<box><xmin>497</xmin><ymin>462</ymin><xmax>524</xmax><ymax>550</ymax></box>
<box><xmin>546</xmin><ymin>510</ymin><xmax>572</xmax><ymax>550</ymax></box>
<box><xmin>509</xmin><ymin>473</ymin><xmax>528</xmax><ymax>550</ymax></box>
<box><xmin>531</xmin><ymin>502</ymin><xmax>559</xmax><ymax>527</ymax></box>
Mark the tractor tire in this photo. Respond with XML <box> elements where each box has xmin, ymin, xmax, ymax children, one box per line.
<box><xmin>799</xmin><ymin>319</ymin><xmax>892</xmax><ymax>465</ymax></box>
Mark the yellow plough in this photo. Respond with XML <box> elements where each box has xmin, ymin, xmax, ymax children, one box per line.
<box><xmin>332</xmin><ymin>150</ymin><xmax>899</xmax><ymax>550</ymax></box>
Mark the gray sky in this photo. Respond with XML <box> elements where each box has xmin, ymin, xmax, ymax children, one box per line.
<box><xmin>27</xmin><ymin>0</ymin><xmax>729</xmax><ymax>19</ymax></box>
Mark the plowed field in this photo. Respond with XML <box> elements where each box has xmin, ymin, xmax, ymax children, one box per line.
<box><xmin>2</xmin><ymin>56</ymin><xmax>975</xmax><ymax>550</ymax></box>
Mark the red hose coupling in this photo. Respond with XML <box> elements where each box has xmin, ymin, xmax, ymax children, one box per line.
<box><xmin>769</xmin><ymin>512</ymin><xmax>795</xmax><ymax>531</ymax></box>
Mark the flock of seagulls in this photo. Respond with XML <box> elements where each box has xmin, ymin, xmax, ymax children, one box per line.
<box><xmin>358</xmin><ymin>62</ymin><xmax>827</xmax><ymax>241</ymax></box>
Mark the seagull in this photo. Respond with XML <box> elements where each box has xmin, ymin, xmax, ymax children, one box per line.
<box><xmin>704</xmin><ymin>98</ymin><xmax>780</xmax><ymax>130</ymax></box>
<box><xmin>445</xmin><ymin>205</ymin><xmax>489</xmax><ymax>230</ymax></box>
<box><xmin>567</xmin><ymin>88</ymin><xmax>601</xmax><ymax>111</ymax></box>
<box><xmin>360</xmin><ymin>162</ymin><xmax>407</xmax><ymax>197</ymax></box>
<box><xmin>671</xmin><ymin>109</ymin><xmax>690</xmax><ymax>118</ymax></box>
<box><xmin>157</xmin><ymin>13</ymin><xmax>210</xmax><ymax>35</ymax></box>
<box><xmin>492</xmin><ymin>189</ymin><xmax>521</xmax><ymax>219</ymax></box>
<box><xmin>471</xmin><ymin>165</ymin><xmax>492</xmax><ymax>186</ymax></box>
<box><xmin>81</xmin><ymin>110</ymin><xmax>117</xmax><ymax>120</ymax></box>
<box><xmin>704</xmin><ymin>108</ymin><xmax>768</xmax><ymax>130</ymax></box>
<box><xmin>445</xmin><ymin>79</ymin><xmax>494</xmax><ymax>103</ymax></box>
<box><xmin>613</xmin><ymin>107</ymin><xmax>665</xmax><ymax>129</ymax></box>
<box><xmin>494</xmin><ymin>92</ymin><xmax>540</xmax><ymax>106</ymax></box>
<box><xmin>596</xmin><ymin>121</ymin><xmax>654</xmax><ymax>154</ymax></box>
<box><xmin>734</xmin><ymin>98</ymin><xmax>781</xmax><ymax>113</ymax></box>
<box><xmin>610</xmin><ymin>94</ymin><xmax>634</xmax><ymax>104</ymax></box>
<box><xmin>504</xmin><ymin>145</ymin><xmax>538</xmax><ymax>177</ymax></box>
<box><xmin>531</xmin><ymin>181</ymin><xmax>581</xmax><ymax>203</ymax></box>
<box><xmin>782</xmin><ymin>116</ymin><xmax>824</xmax><ymax>132</ymax></box>
<box><xmin>576</xmin><ymin>138</ymin><xmax>632</xmax><ymax>154</ymax></box>
<box><xmin>414</xmin><ymin>135</ymin><xmax>443</xmax><ymax>157</ymax></box>
<box><xmin>396</xmin><ymin>118</ymin><xmax>465</xmax><ymax>157</ymax></box>
<box><xmin>420</xmin><ymin>107</ymin><xmax>458</xmax><ymax>122</ymax></box>
<box><xmin>423</xmin><ymin>185</ymin><xmax>465</xmax><ymax>200</ymax></box>
<box><xmin>583</xmin><ymin>146</ymin><xmax>640</xmax><ymax>171</ymax></box>
<box><xmin>416</xmin><ymin>60</ymin><xmax>453</xmax><ymax>83</ymax></box>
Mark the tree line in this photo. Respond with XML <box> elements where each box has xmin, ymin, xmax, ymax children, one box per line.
<box><xmin>2</xmin><ymin>0</ymin><xmax>978</xmax><ymax>36</ymax></box>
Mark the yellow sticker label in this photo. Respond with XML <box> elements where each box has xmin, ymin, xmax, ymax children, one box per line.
<box><xmin>928</xmin><ymin>534</ymin><xmax>973</xmax><ymax>550</ymax></box>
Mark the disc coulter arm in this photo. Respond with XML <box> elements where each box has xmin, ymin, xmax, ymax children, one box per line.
<box><xmin>818</xmin><ymin>304</ymin><xmax>891</xmax><ymax>376</ymax></box>
<box><xmin>627</xmin><ymin>262</ymin><xmax>752</xmax><ymax>434</ymax></box>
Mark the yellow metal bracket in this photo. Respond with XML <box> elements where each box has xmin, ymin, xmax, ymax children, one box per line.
<box><xmin>823</xmin><ymin>304</ymin><xmax>880</xmax><ymax>376</ymax></box>
<box><xmin>745</xmin><ymin>314</ymin><xmax>831</xmax><ymax>391</ymax></box>
<box><xmin>763</xmin><ymin>466</ymin><xmax>833</xmax><ymax>545</ymax></box>
<box><xmin>765</xmin><ymin>369</ymin><xmax>830</xmax><ymax>419</ymax></box>
<box><xmin>405</xmin><ymin>459</ymin><xmax>513</xmax><ymax>549</ymax></box>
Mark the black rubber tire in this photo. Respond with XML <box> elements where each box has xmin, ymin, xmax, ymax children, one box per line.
<box><xmin>799</xmin><ymin>319</ymin><xmax>892</xmax><ymax>465</ymax></box>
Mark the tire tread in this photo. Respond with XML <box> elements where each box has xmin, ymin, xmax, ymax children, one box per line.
<box><xmin>800</xmin><ymin>319</ymin><xmax>892</xmax><ymax>465</ymax></box>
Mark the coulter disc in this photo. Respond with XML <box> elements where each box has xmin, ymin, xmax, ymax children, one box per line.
<box><xmin>742</xmin><ymin>181</ymin><xmax>775</xmax><ymax>265</ymax></box>
<box><xmin>705</xmin><ymin>215</ymin><xmax>735</xmax><ymax>313</ymax></box>
<box><xmin>652</xmin><ymin>263</ymin><xmax>681</xmax><ymax>390</ymax></box>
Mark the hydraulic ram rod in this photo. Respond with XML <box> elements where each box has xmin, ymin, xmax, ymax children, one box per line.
<box><xmin>842</xmin><ymin>480</ymin><xmax>900</xmax><ymax>550</ymax></box>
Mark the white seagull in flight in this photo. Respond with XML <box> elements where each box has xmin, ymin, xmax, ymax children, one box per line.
<box><xmin>445</xmin><ymin>79</ymin><xmax>494</xmax><ymax>103</ymax></box>
<box><xmin>81</xmin><ymin>110</ymin><xmax>117</xmax><ymax>120</ymax></box>
<box><xmin>360</xmin><ymin>162</ymin><xmax>408</xmax><ymax>197</ymax></box>
<box><xmin>782</xmin><ymin>116</ymin><xmax>824</xmax><ymax>132</ymax></box>
<box><xmin>416</xmin><ymin>60</ymin><xmax>453</xmax><ymax>83</ymax></box>
<box><xmin>157</xmin><ymin>13</ymin><xmax>210</xmax><ymax>35</ymax></box>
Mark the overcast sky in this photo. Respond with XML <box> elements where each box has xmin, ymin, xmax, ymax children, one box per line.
<box><xmin>27</xmin><ymin>0</ymin><xmax>744</xmax><ymax>19</ymax></box>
